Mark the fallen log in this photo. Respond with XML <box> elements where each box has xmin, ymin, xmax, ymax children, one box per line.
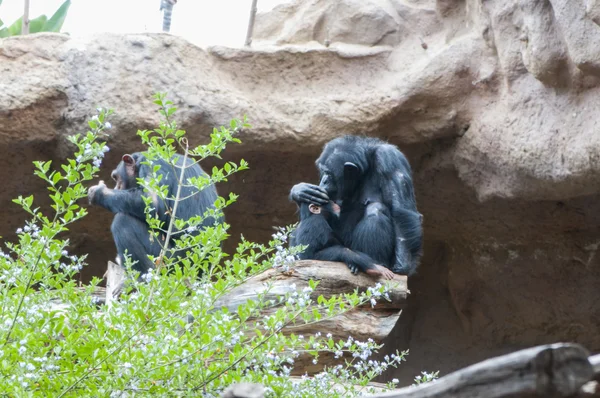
<box><xmin>220</xmin><ymin>347</ymin><xmax>600</xmax><ymax>398</ymax></box>
<box><xmin>215</xmin><ymin>260</ymin><xmax>407</xmax><ymax>375</ymax></box>
<box><xmin>104</xmin><ymin>260</ymin><xmax>126</xmax><ymax>308</ymax></box>
<box><xmin>213</xmin><ymin>260</ymin><xmax>407</xmax><ymax>333</ymax></box>
<box><xmin>366</xmin><ymin>343</ymin><xmax>594</xmax><ymax>398</ymax></box>
<box><xmin>103</xmin><ymin>259</ymin><xmax>408</xmax><ymax>375</ymax></box>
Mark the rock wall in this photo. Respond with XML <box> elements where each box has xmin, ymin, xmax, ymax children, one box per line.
<box><xmin>1</xmin><ymin>0</ymin><xmax>600</xmax><ymax>385</ymax></box>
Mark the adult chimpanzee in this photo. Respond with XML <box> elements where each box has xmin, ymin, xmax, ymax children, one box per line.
<box><xmin>88</xmin><ymin>152</ymin><xmax>220</xmax><ymax>275</ymax></box>
<box><xmin>291</xmin><ymin>200</ymin><xmax>396</xmax><ymax>280</ymax></box>
<box><xmin>290</xmin><ymin>135</ymin><xmax>422</xmax><ymax>276</ymax></box>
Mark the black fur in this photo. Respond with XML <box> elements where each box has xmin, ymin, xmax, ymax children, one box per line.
<box><xmin>290</xmin><ymin>135</ymin><xmax>423</xmax><ymax>276</ymax></box>
<box><xmin>290</xmin><ymin>202</ymin><xmax>380</xmax><ymax>274</ymax></box>
<box><xmin>90</xmin><ymin>152</ymin><xmax>221</xmax><ymax>274</ymax></box>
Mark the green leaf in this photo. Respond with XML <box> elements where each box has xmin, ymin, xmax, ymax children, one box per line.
<box><xmin>7</xmin><ymin>16</ymin><xmax>22</xmax><ymax>36</ymax></box>
<box><xmin>42</xmin><ymin>0</ymin><xmax>71</xmax><ymax>32</ymax></box>
<box><xmin>63</xmin><ymin>211</ymin><xmax>73</xmax><ymax>223</ymax></box>
<box><xmin>43</xmin><ymin>160</ymin><xmax>52</xmax><ymax>173</ymax></box>
<box><xmin>27</xmin><ymin>15</ymin><xmax>48</xmax><ymax>34</ymax></box>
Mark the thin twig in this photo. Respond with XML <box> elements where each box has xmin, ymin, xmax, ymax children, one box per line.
<box><xmin>144</xmin><ymin>138</ymin><xmax>190</xmax><ymax>311</ymax></box>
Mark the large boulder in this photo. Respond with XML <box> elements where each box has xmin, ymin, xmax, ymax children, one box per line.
<box><xmin>1</xmin><ymin>0</ymin><xmax>600</xmax><ymax>385</ymax></box>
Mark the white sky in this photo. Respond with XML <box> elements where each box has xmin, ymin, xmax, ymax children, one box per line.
<box><xmin>1</xmin><ymin>0</ymin><xmax>290</xmax><ymax>47</ymax></box>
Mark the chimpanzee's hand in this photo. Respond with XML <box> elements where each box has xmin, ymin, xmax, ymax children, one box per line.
<box><xmin>346</xmin><ymin>263</ymin><xmax>360</xmax><ymax>275</ymax></box>
<box><xmin>88</xmin><ymin>180</ymin><xmax>107</xmax><ymax>206</ymax></box>
<box><xmin>290</xmin><ymin>182</ymin><xmax>329</xmax><ymax>205</ymax></box>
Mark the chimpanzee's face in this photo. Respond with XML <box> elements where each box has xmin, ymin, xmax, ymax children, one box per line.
<box><xmin>317</xmin><ymin>159</ymin><xmax>345</xmax><ymax>201</ymax></box>
<box><xmin>308</xmin><ymin>201</ymin><xmax>340</xmax><ymax>220</ymax></box>
<box><xmin>111</xmin><ymin>154</ymin><xmax>138</xmax><ymax>190</ymax></box>
<box><xmin>317</xmin><ymin>146</ymin><xmax>363</xmax><ymax>202</ymax></box>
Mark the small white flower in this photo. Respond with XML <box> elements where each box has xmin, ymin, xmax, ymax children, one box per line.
<box><xmin>104</xmin><ymin>122</ymin><xmax>112</xmax><ymax>129</ymax></box>
<box><xmin>392</xmin><ymin>378</ymin><xmax>399</xmax><ymax>384</ymax></box>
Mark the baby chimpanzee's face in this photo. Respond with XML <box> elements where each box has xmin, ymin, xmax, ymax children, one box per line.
<box><xmin>308</xmin><ymin>201</ymin><xmax>340</xmax><ymax>219</ymax></box>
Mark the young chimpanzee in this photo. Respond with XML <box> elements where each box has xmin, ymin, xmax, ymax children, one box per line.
<box><xmin>88</xmin><ymin>152</ymin><xmax>221</xmax><ymax>275</ymax></box>
<box><xmin>291</xmin><ymin>200</ymin><xmax>396</xmax><ymax>280</ymax></box>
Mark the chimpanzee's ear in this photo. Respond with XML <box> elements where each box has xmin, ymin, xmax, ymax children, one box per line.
<box><xmin>122</xmin><ymin>154</ymin><xmax>136</xmax><ymax>177</ymax></box>
<box><xmin>308</xmin><ymin>204</ymin><xmax>321</xmax><ymax>215</ymax></box>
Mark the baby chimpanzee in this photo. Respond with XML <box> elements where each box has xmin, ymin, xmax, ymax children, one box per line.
<box><xmin>291</xmin><ymin>201</ymin><xmax>395</xmax><ymax>280</ymax></box>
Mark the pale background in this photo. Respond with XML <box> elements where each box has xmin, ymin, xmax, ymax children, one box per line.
<box><xmin>0</xmin><ymin>0</ymin><xmax>291</xmax><ymax>47</ymax></box>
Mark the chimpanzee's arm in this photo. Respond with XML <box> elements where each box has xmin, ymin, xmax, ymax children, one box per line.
<box><xmin>313</xmin><ymin>245</ymin><xmax>375</xmax><ymax>271</ymax></box>
<box><xmin>291</xmin><ymin>205</ymin><xmax>396</xmax><ymax>279</ymax></box>
<box><xmin>89</xmin><ymin>181</ymin><xmax>165</xmax><ymax>223</ymax></box>
<box><xmin>290</xmin><ymin>182</ymin><xmax>329</xmax><ymax>205</ymax></box>
<box><xmin>375</xmin><ymin>145</ymin><xmax>423</xmax><ymax>276</ymax></box>
<box><xmin>293</xmin><ymin>216</ymin><xmax>373</xmax><ymax>272</ymax></box>
<box><xmin>313</xmin><ymin>246</ymin><xmax>396</xmax><ymax>279</ymax></box>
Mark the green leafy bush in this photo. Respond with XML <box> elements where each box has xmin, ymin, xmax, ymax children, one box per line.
<box><xmin>0</xmin><ymin>0</ymin><xmax>71</xmax><ymax>38</ymax></box>
<box><xmin>0</xmin><ymin>94</ymin><xmax>408</xmax><ymax>396</ymax></box>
